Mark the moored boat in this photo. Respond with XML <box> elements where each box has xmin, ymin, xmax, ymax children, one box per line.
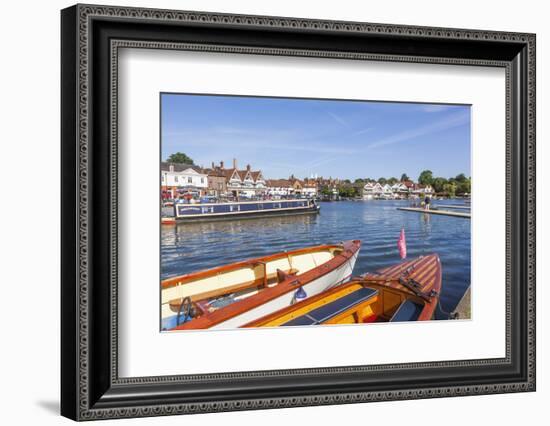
<box><xmin>162</xmin><ymin>240</ymin><xmax>361</xmax><ymax>330</ymax></box>
<box><xmin>169</xmin><ymin>199</ymin><xmax>319</xmax><ymax>223</ymax></box>
<box><xmin>244</xmin><ymin>254</ymin><xmax>441</xmax><ymax>327</ymax></box>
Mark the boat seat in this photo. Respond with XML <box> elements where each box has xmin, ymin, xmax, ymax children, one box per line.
<box><xmin>389</xmin><ymin>300</ymin><xmax>423</xmax><ymax>322</ymax></box>
<box><xmin>281</xmin><ymin>287</ymin><xmax>378</xmax><ymax>326</ymax></box>
<box><xmin>266</xmin><ymin>268</ymin><xmax>299</xmax><ymax>284</ymax></box>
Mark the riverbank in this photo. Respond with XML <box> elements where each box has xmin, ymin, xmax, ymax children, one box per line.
<box><xmin>452</xmin><ymin>286</ymin><xmax>471</xmax><ymax>319</ymax></box>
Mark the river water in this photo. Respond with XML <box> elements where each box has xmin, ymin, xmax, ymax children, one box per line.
<box><xmin>161</xmin><ymin>200</ymin><xmax>471</xmax><ymax>314</ymax></box>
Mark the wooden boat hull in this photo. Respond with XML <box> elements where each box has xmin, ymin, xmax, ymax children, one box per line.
<box><xmin>245</xmin><ymin>254</ymin><xmax>442</xmax><ymax>327</ymax></box>
<box><xmin>165</xmin><ymin>240</ymin><xmax>361</xmax><ymax>330</ymax></box>
<box><xmin>208</xmin><ymin>252</ymin><xmax>358</xmax><ymax>329</ymax></box>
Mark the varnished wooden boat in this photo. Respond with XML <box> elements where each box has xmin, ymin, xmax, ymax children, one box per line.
<box><xmin>244</xmin><ymin>254</ymin><xmax>442</xmax><ymax>327</ymax></box>
<box><xmin>162</xmin><ymin>240</ymin><xmax>361</xmax><ymax>330</ymax></box>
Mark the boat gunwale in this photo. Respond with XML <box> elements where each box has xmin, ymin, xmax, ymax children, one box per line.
<box><xmin>174</xmin><ymin>203</ymin><xmax>319</xmax><ymax>219</ymax></box>
<box><xmin>161</xmin><ymin>242</ymin><xmax>348</xmax><ymax>289</ymax></box>
<box><xmin>243</xmin><ymin>253</ymin><xmax>442</xmax><ymax>327</ymax></box>
<box><xmin>173</xmin><ymin>198</ymin><xmax>314</xmax><ymax>207</ymax></box>
<box><xmin>169</xmin><ymin>239</ymin><xmax>361</xmax><ymax>330</ymax></box>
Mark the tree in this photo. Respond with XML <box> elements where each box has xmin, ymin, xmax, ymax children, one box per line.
<box><xmin>400</xmin><ymin>173</ymin><xmax>409</xmax><ymax>182</ymax></box>
<box><xmin>443</xmin><ymin>182</ymin><xmax>457</xmax><ymax>197</ymax></box>
<box><xmin>354</xmin><ymin>178</ymin><xmax>365</xmax><ymax>185</ymax></box>
<box><xmin>387</xmin><ymin>177</ymin><xmax>398</xmax><ymax>185</ymax></box>
<box><xmin>455</xmin><ymin>173</ymin><xmax>467</xmax><ymax>183</ymax></box>
<box><xmin>418</xmin><ymin>170</ymin><xmax>434</xmax><ymax>185</ymax></box>
<box><xmin>166</xmin><ymin>152</ymin><xmax>194</xmax><ymax>164</ymax></box>
<box><xmin>338</xmin><ymin>185</ymin><xmax>359</xmax><ymax>198</ymax></box>
<box><xmin>320</xmin><ymin>186</ymin><xmax>332</xmax><ymax>197</ymax></box>
<box><xmin>456</xmin><ymin>178</ymin><xmax>471</xmax><ymax>195</ymax></box>
<box><xmin>378</xmin><ymin>177</ymin><xmax>387</xmax><ymax>185</ymax></box>
<box><xmin>432</xmin><ymin>177</ymin><xmax>448</xmax><ymax>193</ymax></box>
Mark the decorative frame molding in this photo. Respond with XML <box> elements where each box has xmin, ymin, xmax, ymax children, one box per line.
<box><xmin>61</xmin><ymin>4</ymin><xmax>535</xmax><ymax>421</ymax></box>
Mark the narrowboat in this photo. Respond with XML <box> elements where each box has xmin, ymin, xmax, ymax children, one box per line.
<box><xmin>168</xmin><ymin>199</ymin><xmax>319</xmax><ymax>223</ymax></box>
<box><xmin>244</xmin><ymin>254</ymin><xmax>442</xmax><ymax>327</ymax></box>
<box><xmin>162</xmin><ymin>240</ymin><xmax>361</xmax><ymax>330</ymax></box>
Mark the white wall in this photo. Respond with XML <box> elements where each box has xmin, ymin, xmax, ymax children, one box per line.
<box><xmin>161</xmin><ymin>169</ymin><xmax>208</xmax><ymax>189</ymax></box>
<box><xmin>0</xmin><ymin>0</ymin><xmax>547</xmax><ymax>425</ymax></box>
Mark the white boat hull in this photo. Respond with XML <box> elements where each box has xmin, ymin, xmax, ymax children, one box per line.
<box><xmin>211</xmin><ymin>250</ymin><xmax>359</xmax><ymax>329</ymax></box>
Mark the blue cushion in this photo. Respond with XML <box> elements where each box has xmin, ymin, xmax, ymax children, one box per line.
<box><xmin>389</xmin><ymin>300</ymin><xmax>423</xmax><ymax>322</ymax></box>
<box><xmin>281</xmin><ymin>287</ymin><xmax>378</xmax><ymax>326</ymax></box>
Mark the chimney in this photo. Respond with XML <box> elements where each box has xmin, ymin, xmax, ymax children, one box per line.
<box><xmin>233</xmin><ymin>158</ymin><xmax>237</xmax><ymax>169</ymax></box>
<box><xmin>211</xmin><ymin>161</ymin><xmax>215</xmax><ymax>169</ymax></box>
<box><xmin>246</xmin><ymin>164</ymin><xmax>251</xmax><ymax>171</ymax></box>
<box><xmin>220</xmin><ymin>161</ymin><xmax>224</xmax><ymax>169</ymax></box>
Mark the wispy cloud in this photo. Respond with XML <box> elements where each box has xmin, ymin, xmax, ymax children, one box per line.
<box><xmin>163</xmin><ymin>128</ymin><xmax>356</xmax><ymax>155</ymax></box>
<box><xmin>366</xmin><ymin>110</ymin><xmax>470</xmax><ymax>149</ymax></box>
<box><xmin>269</xmin><ymin>154</ymin><xmax>341</xmax><ymax>176</ymax></box>
<box><xmin>353</xmin><ymin>127</ymin><xmax>372</xmax><ymax>136</ymax></box>
<box><xmin>326</xmin><ymin>111</ymin><xmax>349</xmax><ymax>128</ymax></box>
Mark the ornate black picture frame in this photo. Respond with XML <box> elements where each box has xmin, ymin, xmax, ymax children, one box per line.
<box><xmin>61</xmin><ymin>4</ymin><xmax>536</xmax><ymax>421</ymax></box>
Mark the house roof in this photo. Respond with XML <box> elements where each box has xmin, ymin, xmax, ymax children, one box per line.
<box><xmin>223</xmin><ymin>168</ymin><xmax>242</xmax><ymax>180</ymax></box>
<box><xmin>238</xmin><ymin>169</ymin><xmax>253</xmax><ymax>180</ymax></box>
<box><xmin>215</xmin><ymin>167</ymin><xmax>264</xmax><ymax>182</ymax></box>
<box><xmin>266</xmin><ymin>179</ymin><xmax>292</xmax><ymax>187</ymax></box>
<box><xmin>161</xmin><ymin>162</ymin><xmax>203</xmax><ymax>174</ymax></box>
<box><xmin>202</xmin><ymin>168</ymin><xmax>226</xmax><ymax>178</ymax></box>
<box><xmin>250</xmin><ymin>171</ymin><xmax>263</xmax><ymax>181</ymax></box>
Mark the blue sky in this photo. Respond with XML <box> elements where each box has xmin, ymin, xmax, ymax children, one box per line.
<box><xmin>161</xmin><ymin>94</ymin><xmax>470</xmax><ymax>181</ymax></box>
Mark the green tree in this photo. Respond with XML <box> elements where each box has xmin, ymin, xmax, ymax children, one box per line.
<box><xmin>432</xmin><ymin>177</ymin><xmax>448</xmax><ymax>193</ymax></box>
<box><xmin>456</xmin><ymin>178</ymin><xmax>471</xmax><ymax>195</ymax></box>
<box><xmin>166</xmin><ymin>152</ymin><xmax>194</xmax><ymax>164</ymax></box>
<box><xmin>339</xmin><ymin>186</ymin><xmax>358</xmax><ymax>198</ymax></box>
<box><xmin>378</xmin><ymin>177</ymin><xmax>387</xmax><ymax>185</ymax></box>
<box><xmin>400</xmin><ymin>173</ymin><xmax>409</xmax><ymax>182</ymax></box>
<box><xmin>455</xmin><ymin>173</ymin><xmax>467</xmax><ymax>183</ymax></box>
<box><xmin>354</xmin><ymin>178</ymin><xmax>365</xmax><ymax>185</ymax></box>
<box><xmin>418</xmin><ymin>170</ymin><xmax>434</xmax><ymax>185</ymax></box>
<box><xmin>443</xmin><ymin>182</ymin><xmax>457</xmax><ymax>197</ymax></box>
<box><xmin>320</xmin><ymin>186</ymin><xmax>332</xmax><ymax>197</ymax></box>
<box><xmin>387</xmin><ymin>177</ymin><xmax>398</xmax><ymax>185</ymax></box>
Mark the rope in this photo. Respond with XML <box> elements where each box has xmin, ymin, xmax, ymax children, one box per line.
<box><xmin>436</xmin><ymin>299</ymin><xmax>458</xmax><ymax>320</ymax></box>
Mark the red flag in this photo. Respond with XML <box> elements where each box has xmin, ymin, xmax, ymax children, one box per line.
<box><xmin>397</xmin><ymin>227</ymin><xmax>407</xmax><ymax>259</ymax></box>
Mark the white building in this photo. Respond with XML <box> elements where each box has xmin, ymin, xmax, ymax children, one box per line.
<box><xmin>265</xmin><ymin>179</ymin><xmax>293</xmax><ymax>197</ymax></box>
<box><xmin>301</xmin><ymin>183</ymin><xmax>318</xmax><ymax>198</ymax></box>
<box><xmin>222</xmin><ymin>160</ymin><xmax>266</xmax><ymax>197</ymax></box>
<box><xmin>363</xmin><ymin>182</ymin><xmax>384</xmax><ymax>199</ymax></box>
<box><xmin>412</xmin><ymin>184</ymin><xmax>435</xmax><ymax>195</ymax></box>
<box><xmin>161</xmin><ymin>163</ymin><xmax>209</xmax><ymax>198</ymax></box>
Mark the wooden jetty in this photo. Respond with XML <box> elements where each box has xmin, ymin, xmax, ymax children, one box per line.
<box><xmin>397</xmin><ymin>207</ymin><xmax>471</xmax><ymax>218</ymax></box>
<box><xmin>434</xmin><ymin>204</ymin><xmax>471</xmax><ymax>210</ymax></box>
<box><xmin>451</xmin><ymin>286</ymin><xmax>471</xmax><ymax>319</ymax></box>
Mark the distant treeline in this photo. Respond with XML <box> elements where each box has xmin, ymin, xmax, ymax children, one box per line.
<box><xmin>337</xmin><ymin>170</ymin><xmax>471</xmax><ymax>197</ymax></box>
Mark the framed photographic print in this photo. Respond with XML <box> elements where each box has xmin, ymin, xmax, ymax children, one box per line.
<box><xmin>61</xmin><ymin>4</ymin><xmax>536</xmax><ymax>421</ymax></box>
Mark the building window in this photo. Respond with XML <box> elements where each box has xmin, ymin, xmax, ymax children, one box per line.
<box><xmin>201</xmin><ymin>177</ymin><xmax>204</xmax><ymax>183</ymax></box>
<box><xmin>188</xmin><ymin>177</ymin><xmax>192</xmax><ymax>183</ymax></box>
<box><xmin>175</xmin><ymin>176</ymin><xmax>178</xmax><ymax>182</ymax></box>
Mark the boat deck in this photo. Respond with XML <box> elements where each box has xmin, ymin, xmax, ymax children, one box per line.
<box><xmin>280</xmin><ymin>287</ymin><xmax>378</xmax><ymax>326</ymax></box>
